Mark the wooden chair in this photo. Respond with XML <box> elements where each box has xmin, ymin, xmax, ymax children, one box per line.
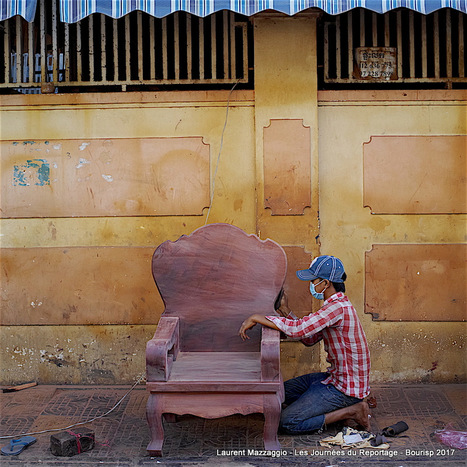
<box><xmin>146</xmin><ymin>223</ymin><xmax>287</xmax><ymax>456</ymax></box>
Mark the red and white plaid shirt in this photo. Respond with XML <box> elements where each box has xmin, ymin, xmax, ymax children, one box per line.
<box><xmin>266</xmin><ymin>292</ymin><xmax>370</xmax><ymax>399</ymax></box>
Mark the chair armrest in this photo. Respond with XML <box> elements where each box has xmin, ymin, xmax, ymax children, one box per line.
<box><xmin>260</xmin><ymin>325</ymin><xmax>281</xmax><ymax>382</ymax></box>
<box><xmin>146</xmin><ymin>316</ymin><xmax>180</xmax><ymax>381</ymax></box>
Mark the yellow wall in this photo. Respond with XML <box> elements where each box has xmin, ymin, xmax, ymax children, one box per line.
<box><xmin>1</xmin><ymin>15</ymin><xmax>466</xmax><ymax>386</ymax></box>
<box><xmin>0</xmin><ymin>91</ymin><xmax>258</xmax><ymax>384</ymax></box>
<box><xmin>317</xmin><ymin>91</ymin><xmax>466</xmax><ymax>383</ymax></box>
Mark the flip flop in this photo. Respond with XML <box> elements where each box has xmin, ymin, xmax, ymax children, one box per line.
<box><xmin>1</xmin><ymin>436</ymin><xmax>37</xmax><ymax>456</ymax></box>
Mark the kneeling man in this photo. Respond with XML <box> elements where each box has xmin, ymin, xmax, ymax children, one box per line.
<box><xmin>239</xmin><ymin>255</ymin><xmax>371</xmax><ymax>434</ymax></box>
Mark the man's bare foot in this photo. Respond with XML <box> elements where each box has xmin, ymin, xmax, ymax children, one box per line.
<box><xmin>346</xmin><ymin>401</ymin><xmax>371</xmax><ymax>430</ymax></box>
<box><xmin>324</xmin><ymin>401</ymin><xmax>371</xmax><ymax>431</ymax></box>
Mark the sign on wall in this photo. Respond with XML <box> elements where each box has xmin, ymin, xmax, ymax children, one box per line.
<box><xmin>354</xmin><ymin>47</ymin><xmax>397</xmax><ymax>80</ymax></box>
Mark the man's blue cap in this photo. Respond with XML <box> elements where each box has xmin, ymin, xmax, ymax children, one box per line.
<box><xmin>296</xmin><ymin>255</ymin><xmax>345</xmax><ymax>283</ymax></box>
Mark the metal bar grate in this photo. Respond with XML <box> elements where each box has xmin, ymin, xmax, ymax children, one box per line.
<box><xmin>0</xmin><ymin>1</ymin><xmax>250</xmax><ymax>91</ymax></box>
<box><xmin>322</xmin><ymin>9</ymin><xmax>467</xmax><ymax>87</ymax></box>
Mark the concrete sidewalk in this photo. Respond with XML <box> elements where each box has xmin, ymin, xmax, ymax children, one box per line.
<box><xmin>1</xmin><ymin>383</ymin><xmax>466</xmax><ymax>466</ymax></box>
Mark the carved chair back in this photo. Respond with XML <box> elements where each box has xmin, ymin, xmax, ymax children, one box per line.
<box><xmin>152</xmin><ymin>223</ymin><xmax>287</xmax><ymax>352</ymax></box>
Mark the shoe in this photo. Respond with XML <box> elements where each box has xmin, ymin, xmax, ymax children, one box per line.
<box><xmin>382</xmin><ymin>421</ymin><xmax>409</xmax><ymax>436</ymax></box>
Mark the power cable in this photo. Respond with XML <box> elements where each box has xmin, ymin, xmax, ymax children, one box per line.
<box><xmin>204</xmin><ymin>79</ymin><xmax>240</xmax><ymax>225</ymax></box>
<box><xmin>0</xmin><ymin>374</ymin><xmax>145</xmax><ymax>440</ymax></box>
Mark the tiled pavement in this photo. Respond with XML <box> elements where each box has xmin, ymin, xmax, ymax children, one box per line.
<box><xmin>1</xmin><ymin>383</ymin><xmax>466</xmax><ymax>466</ymax></box>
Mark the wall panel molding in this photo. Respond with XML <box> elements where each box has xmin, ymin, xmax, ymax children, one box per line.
<box><xmin>282</xmin><ymin>246</ymin><xmax>314</xmax><ymax>316</ymax></box>
<box><xmin>365</xmin><ymin>244</ymin><xmax>466</xmax><ymax>321</ymax></box>
<box><xmin>1</xmin><ymin>137</ymin><xmax>210</xmax><ymax>218</ymax></box>
<box><xmin>263</xmin><ymin>119</ymin><xmax>312</xmax><ymax>215</ymax></box>
<box><xmin>0</xmin><ymin>246</ymin><xmax>162</xmax><ymax>325</ymax></box>
<box><xmin>363</xmin><ymin>135</ymin><xmax>466</xmax><ymax>214</ymax></box>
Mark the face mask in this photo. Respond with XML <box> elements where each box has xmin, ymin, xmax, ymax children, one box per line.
<box><xmin>310</xmin><ymin>279</ymin><xmax>326</xmax><ymax>300</ymax></box>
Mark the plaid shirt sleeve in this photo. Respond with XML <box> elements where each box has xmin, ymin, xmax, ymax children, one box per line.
<box><xmin>266</xmin><ymin>303</ymin><xmax>343</xmax><ymax>339</ymax></box>
<box><xmin>268</xmin><ymin>311</ymin><xmax>324</xmax><ymax>346</ymax></box>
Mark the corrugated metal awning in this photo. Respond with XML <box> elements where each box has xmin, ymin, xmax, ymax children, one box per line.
<box><xmin>1</xmin><ymin>0</ymin><xmax>466</xmax><ymax>22</ymax></box>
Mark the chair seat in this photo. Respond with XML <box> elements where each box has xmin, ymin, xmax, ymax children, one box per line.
<box><xmin>170</xmin><ymin>352</ymin><xmax>261</xmax><ymax>382</ymax></box>
<box><xmin>146</xmin><ymin>351</ymin><xmax>282</xmax><ymax>393</ymax></box>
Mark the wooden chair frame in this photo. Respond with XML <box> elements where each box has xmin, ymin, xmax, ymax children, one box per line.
<box><xmin>145</xmin><ymin>223</ymin><xmax>286</xmax><ymax>455</ymax></box>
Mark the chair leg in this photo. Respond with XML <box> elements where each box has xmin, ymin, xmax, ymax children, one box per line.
<box><xmin>146</xmin><ymin>393</ymin><xmax>164</xmax><ymax>456</ymax></box>
<box><xmin>263</xmin><ymin>393</ymin><xmax>282</xmax><ymax>450</ymax></box>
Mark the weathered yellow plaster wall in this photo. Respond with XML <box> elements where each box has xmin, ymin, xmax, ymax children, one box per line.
<box><xmin>1</xmin><ymin>14</ymin><xmax>324</xmax><ymax>385</ymax></box>
<box><xmin>317</xmin><ymin>91</ymin><xmax>467</xmax><ymax>383</ymax></box>
<box><xmin>0</xmin><ymin>92</ymin><xmax>257</xmax><ymax>243</ymax></box>
<box><xmin>1</xmin><ymin>15</ymin><xmax>465</xmax><ymax>387</ymax></box>
<box><xmin>0</xmin><ymin>91</ymin><xmax>258</xmax><ymax>384</ymax></box>
<box><xmin>2</xmin><ymin>325</ymin><xmax>155</xmax><ymax>384</ymax></box>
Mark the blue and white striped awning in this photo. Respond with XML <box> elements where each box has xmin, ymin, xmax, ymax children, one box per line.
<box><xmin>58</xmin><ymin>1</ymin><xmax>467</xmax><ymax>22</ymax></box>
<box><xmin>0</xmin><ymin>0</ymin><xmax>37</xmax><ymax>21</ymax></box>
<box><xmin>1</xmin><ymin>0</ymin><xmax>466</xmax><ymax>22</ymax></box>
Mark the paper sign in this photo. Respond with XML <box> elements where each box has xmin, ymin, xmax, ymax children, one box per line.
<box><xmin>355</xmin><ymin>47</ymin><xmax>397</xmax><ymax>80</ymax></box>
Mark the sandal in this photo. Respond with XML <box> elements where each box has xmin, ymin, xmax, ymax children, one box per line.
<box><xmin>1</xmin><ymin>436</ymin><xmax>37</xmax><ymax>456</ymax></box>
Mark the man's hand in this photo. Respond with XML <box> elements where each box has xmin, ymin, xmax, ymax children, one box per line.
<box><xmin>277</xmin><ymin>292</ymin><xmax>291</xmax><ymax>318</ymax></box>
<box><xmin>238</xmin><ymin>313</ymin><xmax>281</xmax><ymax>341</ymax></box>
<box><xmin>238</xmin><ymin>315</ymin><xmax>258</xmax><ymax>340</ymax></box>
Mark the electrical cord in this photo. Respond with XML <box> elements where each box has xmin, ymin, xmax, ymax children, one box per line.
<box><xmin>0</xmin><ymin>374</ymin><xmax>146</xmax><ymax>440</ymax></box>
<box><xmin>204</xmin><ymin>79</ymin><xmax>240</xmax><ymax>225</ymax></box>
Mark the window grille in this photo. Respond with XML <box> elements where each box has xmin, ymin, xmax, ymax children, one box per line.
<box><xmin>0</xmin><ymin>0</ymin><xmax>251</xmax><ymax>93</ymax></box>
<box><xmin>321</xmin><ymin>9</ymin><xmax>466</xmax><ymax>88</ymax></box>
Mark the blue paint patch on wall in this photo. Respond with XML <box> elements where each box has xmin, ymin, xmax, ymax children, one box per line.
<box><xmin>13</xmin><ymin>159</ymin><xmax>50</xmax><ymax>186</ymax></box>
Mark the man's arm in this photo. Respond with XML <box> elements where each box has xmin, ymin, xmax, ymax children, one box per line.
<box><xmin>300</xmin><ymin>332</ymin><xmax>324</xmax><ymax>346</ymax></box>
<box><xmin>238</xmin><ymin>313</ymin><xmax>280</xmax><ymax>340</ymax></box>
<box><xmin>274</xmin><ymin>291</ymin><xmax>319</xmax><ymax>344</ymax></box>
